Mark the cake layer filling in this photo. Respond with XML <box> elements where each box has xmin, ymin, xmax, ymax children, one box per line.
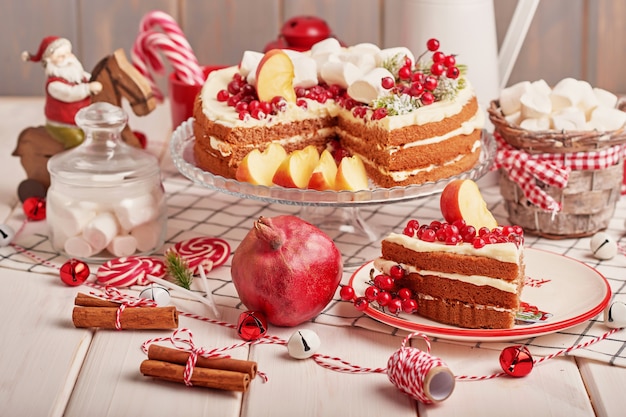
<box><xmin>374</xmin><ymin>258</ymin><xmax>520</xmax><ymax>293</ymax></box>
<box><xmin>415</xmin><ymin>296</ymin><xmax>517</xmax><ymax>329</ymax></box>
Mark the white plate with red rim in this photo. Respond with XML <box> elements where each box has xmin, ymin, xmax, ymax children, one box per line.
<box><xmin>348</xmin><ymin>248</ymin><xmax>612</xmax><ymax>342</ymax></box>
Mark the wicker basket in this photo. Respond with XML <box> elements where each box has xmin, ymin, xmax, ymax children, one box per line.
<box><xmin>488</xmin><ymin>100</ymin><xmax>626</xmax><ymax>153</ymax></box>
<box><xmin>489</xmin><ymin>100</ymin><xmax>626</xmax><ymax>238</ymax></box>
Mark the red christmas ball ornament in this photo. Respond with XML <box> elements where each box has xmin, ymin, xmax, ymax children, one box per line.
<box><xmin>23</xmin><ymin>196</ymin><xmax>46</xmax><ymax>221</ymax></box>
<box><xmin>59</xmin><ymin>259</ymin><xmax>90</xmax><ymax>286</ymax></box>
<box><xmin>499</xmin><ymin>345</ymin><xmax>534</xmax><ymax>377</ymax></box>
<box><xmin>237</xmin><ymin>311</ymin><xmax>268</xmax><ymax>341</ymax></box>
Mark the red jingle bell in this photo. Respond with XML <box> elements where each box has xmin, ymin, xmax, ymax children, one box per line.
<box><xmin>60</xmin><ymin>259</ymin><xmax>90</xmax><ymax>286</ymax></box>
<box><xmin>499</xmin><ymin>345</ymin><xmax>534</xmax><ymax>377</ymax></box>
<box><xmin>237</xmin><ymin>311</ymin><xmax>268</xmax><ymax>341</ymax></box>
<box><xmin>23</xmin><ymin>196</ymin><xmax>46</xmax><ymax>221</ymax></box>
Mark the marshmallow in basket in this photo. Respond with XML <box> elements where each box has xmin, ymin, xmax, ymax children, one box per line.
<box><xmin>499</xmin><ymin>77</ymin><xmax>626</xmax><ymax>132</ymax></box>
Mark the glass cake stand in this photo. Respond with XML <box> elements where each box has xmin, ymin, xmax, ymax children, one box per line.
<box><xmin>170</xmin><ymin>119</ymin><xmax>496</xmax><ymax>247</ymax></box>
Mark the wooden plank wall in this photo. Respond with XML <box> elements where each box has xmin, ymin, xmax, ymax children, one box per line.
<box><xmin>1</xmin><ymin>0</ymin><xmax>625</xmax><ymax>98</ymax></box>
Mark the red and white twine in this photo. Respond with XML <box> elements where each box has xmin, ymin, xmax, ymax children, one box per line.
<box><xmin>94</xmin><ymin>287</ymin><xmax>157</xmax><ymax>330</ymax></box>
<box><xmin>493</xmin><ymin>133</ymin><xmax>625</xmax><ymax>211</ymax></box>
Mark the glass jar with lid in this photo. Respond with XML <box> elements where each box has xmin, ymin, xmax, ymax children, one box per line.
<box><xmin>47</xmin><ymin>102</ymin><xmax>166</xmax><ymax>260</ymax></box>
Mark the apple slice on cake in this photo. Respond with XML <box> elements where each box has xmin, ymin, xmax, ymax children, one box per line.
<box><xmin>235</xmin><ymin>143</ymin><xmax>288</xmax><ymax>186</ymax></box>
<box><xmin>440</xmin><ymin>179</ymin><xmax>498</xmax><ymax>229</ymax></box>
<box><xmin>255</xmin><ymin>49</ymin><xmax>297</xmax><ymax>103</ymax></box>
<box><xmin>308</xmin><ymin>150</ymin><xmax>338</xmax><ymax>191</ymax></box>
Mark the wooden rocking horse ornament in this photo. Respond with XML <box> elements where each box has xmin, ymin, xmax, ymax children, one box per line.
<box><xmin>13</xmin><ymin>37</ymin><xmax>156</xmax><ymax>201</ymax></box>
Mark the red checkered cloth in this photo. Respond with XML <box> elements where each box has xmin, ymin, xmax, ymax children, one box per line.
<box><xmin>492</xmin><ymin>133</ymin><xmax>625</xmax><ymax>211</ymax></box>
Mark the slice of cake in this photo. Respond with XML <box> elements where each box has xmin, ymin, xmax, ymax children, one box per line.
<box><xmin>192</xmin><ymin>38</ymin><xmax>485</xmax><ymax>188</ymax></box>
<box><xmin>374</xmin><ymin>221</ymin><xmax>525</xmax><ymax>329</ymax></box>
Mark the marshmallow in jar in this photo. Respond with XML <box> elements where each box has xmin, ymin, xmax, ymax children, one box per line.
<box><xmin>47</xmin><ymin>102</ymin><xmax>166</xmax><ymax>260</ymax></box>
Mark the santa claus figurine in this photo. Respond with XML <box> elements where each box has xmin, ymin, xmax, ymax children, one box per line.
<box><xmin>22</xmin><ymin>36</ymin><xmax>102</xmax><ymax>148</ymax></box>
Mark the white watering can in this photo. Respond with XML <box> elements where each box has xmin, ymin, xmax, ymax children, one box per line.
<box><xmin>384</xmin><ymin>0</ymin><xmax>540</xmax><ymax>108</ymax></box>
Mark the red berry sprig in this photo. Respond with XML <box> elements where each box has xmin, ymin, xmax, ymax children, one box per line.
<box><xmin>402</xmin><ymin>219</ymin><xmax>524</xmax><ymax>248</ymax></box>
<box><xmin>340</xmin><ymin>266</ymin><xmax>418</xmax><ymax>316</ymax></box>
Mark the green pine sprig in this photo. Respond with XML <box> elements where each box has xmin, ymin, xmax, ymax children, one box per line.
<box><xmin>165</xmin><ymin>251</ymin><xmax>193</xmax><ymax>290</ymax></box>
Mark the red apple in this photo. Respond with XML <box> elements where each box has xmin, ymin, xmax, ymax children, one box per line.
<box><xmin>231</xmin><ymin>215</ymin><xmax>343</xmax><ymax>327</ymax></box>
<box><xmin>440</xmin><ymin>179</ymin><xmax>498</xmax><ymax>229</ymax></box>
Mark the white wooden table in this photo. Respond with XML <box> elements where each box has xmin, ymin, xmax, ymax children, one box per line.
<box><xmin>1</xmin><ymin>96</ymin><xmax>626</xmax><ymax>417</ymax></box>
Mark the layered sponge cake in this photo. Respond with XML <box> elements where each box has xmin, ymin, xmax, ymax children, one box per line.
<box><xmin>374</xmin><ymin>221</ymin><xmax>525</xmax><ymax>329</ymax></box>
<box><xmin>192</xmin><ymin>38</ymin><xmax>485</xmax><ymax>188</ymax></box>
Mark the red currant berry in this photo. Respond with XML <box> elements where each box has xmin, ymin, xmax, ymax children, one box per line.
<box><xmin>420</xmin><ymin>228</ymin><xmax>436</xmax><ymax>242</ymax></box>
<box><xmin>372</xmin><ymin>107</ymin><xmax>388</xmax><ymax>120</ymax></box>
<box><xmin>401</xmin><ymin>298</ymin><xmax>418</xmax><ymax>314</ymax></box>
<box><xmin>339</xmin><ymin>285</ymin><xmax>356</xmax><ymax>301</ymax></box>
<box><xmin>387</xmin><ymin>298</ymin><xmax>403</xmax><ymax>315</ymax></box>
<box><xmin>404</xmin><ymin>56</ymin><xmax>413</xmax><ymax>68</ymax></box>
<box><xmin>478</xmin><ymin>226</ymin><xmax>491</xmax><ymax>236</ymax></box>
<box><xmin>235</xmin><ymin>101</ymin><xmax>249</xmax><ymax>112</ymax></box>
<box><xmin>216</xmin><ymin>89</ymin><xmax>230</xmax><ymax>102</ymax></box>
<box><xmin>423</xmin><ymin>76</ymin><xmax>438</xmax><ymax>91</ymax></box>
<box><xmin>432</xmin><ymin>51</ymin><xmax>445</xmax><ymax>63</ymax></box>
<box><xmin>421</xmin><ymin>91</ymin><xmax>435</xmax><ymax>105</ymax></box>
<box><xmin>250</xmin><ymin>108</ymin><xmax>266</xmax><ymax>120</ymax></box>
<box><xmin>376</xmin><ymin>291</ymin><xmax>392</xmax><ymax>306</ymax></box>
<box><xmin>426</xmin><ymin>38</ymin><xmax>440</xmax><ymax>52</ymax></box>
<box><xmin>446</xmin><ymin>67</ymin><xmax>460</xmax><ymax>79</ymax></box>
<box><xmin>403</xmin><ymin>226</ymin><xmax>416</xmax><ymax>237</ymax></box>
<box><xmin>473</xmin><ymin>237</ymin><xmax>486</xmax><ymax>249</ymax></box>
<box><xmin>241</xmin><ymin>84</ymin><xmax>256</xmax><ymax>97</ymax></box>
<box><xmin>238</xmin><ymin>110</ymin><xmax>249</xmax><ymax>121</ymax></box>
<box><xmin>389</xmin><ymin>264</ymin><xmax>405</xmax><ymax>280</ymax></box>
<box><xmin>410</xmin><ymin>82</ymin><xmax>424</xmax><ymax>96</ymax></box>
<box><xmin>406</xmin><ymin>219</ymin><xmax>420</xmax><ymax>230</ymax></box>
<box><xmin>443</xmin><ymin>55</ymin><xmax>456</xmax><ymax>67</ymax></box>
<box><xmin>445</xmin><ymin>235</ymin><xmax>460</xmax><ymax>245</ymax></box>
<box><xmin>411</xmin><ymin>72</ymin><xmax>425</xmax><ymax>84</ymax></box>
<box><xmin>364</xmin><ymin>285</ymin><xmax>380</xmax><ymax>301</ymax></box>
<box><xmin>229</xmin><ymin>79</ymin><xmax>246</xmax><ymax>95</ymax></box>
<box><xmin>398</xmin><ymin>66</ymin><xmax>412</xmax><ymax>80</ymax></box>
<box><xmin>398</xmin><ymin>287</ymin><xmax>413</xmax><ymax>300</ymax></box>
<box><xmin>374</xmin><ymin>274</ymin><xmax>395</xmax><ymax>291</ymax></box>
<box><xmin>381</xmin><ymin>77</ymin><xmax>395</xmax><ymax>89</ymax></box>
<box><xmin>354</xmin><ymin>297</ymin><xmax>369</xmax><ymax>311</ymax></box>
<box><xmin>430</xmin><ymin>220</ymin><xmax>442</xmax><ymax>229</ymax></box>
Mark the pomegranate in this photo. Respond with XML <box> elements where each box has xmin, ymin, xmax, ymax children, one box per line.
<box><xmin>231</xmin><ymin>215</ymin><xmax>343</xmax><ymax>327</ymax></box>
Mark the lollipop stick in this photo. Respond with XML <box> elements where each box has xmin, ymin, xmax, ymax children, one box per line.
<box><xmin>147</xmin><ymin>274</ymin><xmax>221</xmax><ymax>319</ymax></box>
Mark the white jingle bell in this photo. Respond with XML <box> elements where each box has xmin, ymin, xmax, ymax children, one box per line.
<box><xmin>139</xmin><ymin>285</ymin><xmax>171</xmax><ymax>306</ymax></box>
<box><xmin>0</xmin><ymin>224</ymin><xmax>15</xmax><ymax>247</ymax></box>
<box><xmin>604</xmin><ymin>301</ymin><xmax>626</xmax><ymax>329</ymax></box>
<box><xmin>287</xmin><ymin>329</ymin><xmax>321</xmax><ymax>359</ymax></box>
<box><xmin>590</xmin><ymin>232</ymin><xmax>618</xmax><ymax>260</ymax></box>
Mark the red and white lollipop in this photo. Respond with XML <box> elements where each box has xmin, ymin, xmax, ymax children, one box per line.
<box><xmin>168</xmin><ymin>237</ymin><xmax>230</xmax><ymax>274</ymax></box>
<box><xmin>97</xmin><ymin>256</ymin><xmax>166</xmax><ymax>287</ymax></box>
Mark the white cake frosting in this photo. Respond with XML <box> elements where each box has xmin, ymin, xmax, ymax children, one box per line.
<box><xmin>383</xmin><ymin>232</ymin><xmax>522</xmax><ymax>263</ymax></box>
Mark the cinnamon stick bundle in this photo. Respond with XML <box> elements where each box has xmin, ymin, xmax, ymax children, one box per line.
<box><xmin>147</xmin><ymin>344</ymin><xmax>257</xmax><ymax>379</ymax></box>
<box><xmin>140</xmin><ymin>359</ymin><xmax>251</xmax><ymax>392</ymax></box>
<box><xmin>72</xmin><ymin>293</ymin><xmax>178</xmax><ymax>329</ymax></box>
